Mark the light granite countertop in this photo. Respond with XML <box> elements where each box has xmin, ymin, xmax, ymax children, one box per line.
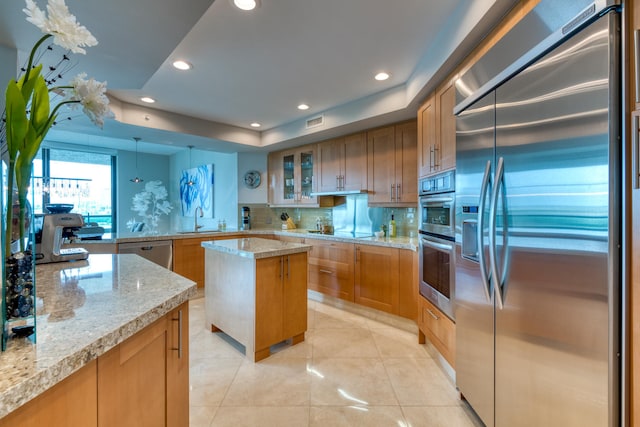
<box><xmin>201</xmin><ymin>237</ymin><xmax>312</xmax><ymax>259</ymax></box>
<box><xmin>75</xmin><ymin>229</ymin><xmax>418</xmax><ymax>251</ymax></box>
<box><xmin>0</xmin><ymin>254</ymin><xmax>196</xmax><ymax>419</ymax></box>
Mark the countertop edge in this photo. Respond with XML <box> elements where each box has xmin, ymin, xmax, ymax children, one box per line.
<box><xmin>85</xmin><ymin>230</ymin><xmax>418</xmax><ymax>252</ymax></box>
<box><xmin>0</xmin><ymin>279</ymin><xmax>196</xmax><ymax>419</ymax></box>
<box><xmin>201</xmin><ymin>238</ymin><xmax>312</xmax><ymax>259</ymax></box>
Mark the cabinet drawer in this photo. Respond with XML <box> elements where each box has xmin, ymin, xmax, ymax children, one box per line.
<box><xmin>419</xmin><ymin>297</ymin><xmax>455</xmax><ymax>367</ymax></box>
<box><xmin>306</xmin><ymin>239</ymin><xmax>354</xmax><ymax>301</ymax></box>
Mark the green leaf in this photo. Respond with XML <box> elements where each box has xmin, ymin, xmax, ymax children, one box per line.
<box><xmin>5</xmin><ymin>80</ymin><xmax>28</xmax><ymax>159</ymax></box>
<box><xmin>18</xmin><ymin>63</ymin><xmax>43</xmax><ymax>102</ymax></box>
<box><xmin>30</xmin><ymin>75</ymin><xmax>50</xmax><ymax>133</ymax></box>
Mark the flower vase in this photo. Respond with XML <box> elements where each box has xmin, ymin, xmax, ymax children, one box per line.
<box><xmin>1</xmin><ymin>186</ymin><xmax>37</xmax><ymax>351</ymax></box>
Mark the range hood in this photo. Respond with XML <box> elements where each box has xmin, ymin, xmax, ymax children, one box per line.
<box><xmin>310</xmin><ymin>189</ymin><xmax>368</xmax><ymax>197</ymax></box>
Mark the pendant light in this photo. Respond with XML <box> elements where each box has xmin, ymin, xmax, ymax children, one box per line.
<box><xmin>130</xmin><ymin>137</ymin><xmax>143</xmax><ymax>183</ymax></box>
<box><xmin>187</xmin><ymin>145</ymin><xmax>194</xmax><ymax>186</ymax></box>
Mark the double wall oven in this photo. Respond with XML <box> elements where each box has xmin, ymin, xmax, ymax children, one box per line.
<box><xmin>418</xmin><ymin>170</ymin><xmax>455</xmax><ymax>320</ymax></box>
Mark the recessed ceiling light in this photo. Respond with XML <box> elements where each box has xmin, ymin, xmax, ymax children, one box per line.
<box><xmin>233</xmin><ymin>0</ymin><xmax>259</xmax><ymax>11</ymax></box>
<box><xmin>140</xmin><ymin>96</ymin><xmax>155</xmax><ymax>103</ymax></box>
<box><xmin>297</xmin><ymin>104</ymin><xmax>310</xmax><ymax>110</ymax></box>
<box><xmin>172</xmin><ymin>60</ymin><xmax>192</xmax><ymax>71</ymax></box>
<box><xmin>250</xmin><ymin>122</ymin><xmax>261</xmax><ymax>128</ymax></box>
<box><xmin>375</xmin><ymin>72</ymin><xmax>390</xmax><ymax>81</ymax></box>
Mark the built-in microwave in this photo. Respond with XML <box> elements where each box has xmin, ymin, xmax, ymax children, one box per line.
<box><xmin>419</xmin><ymin>170</ymin><xmax>455</xmax><ymax>239</ymax></box>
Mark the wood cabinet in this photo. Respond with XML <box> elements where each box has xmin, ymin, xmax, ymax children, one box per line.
<box><xmin>367</xmin><ymin>121</ymin><xmax>418</xmax><ymax>206</ymax></box>
<box><xmin>317</xmin><ymin>132</ymin><xmax>367</xmax><ymax>193</ymax></box>
<box><xmin>306</xmin><ymin>238</ymin><xmax>355</xmax><ymax>301</ymax></box>
<box><xmin>173</xmin><ymin>234</ymin><xmax>242</xmax><ymax>288</ymax></box>
<box><xmin>0</xmin><ymin>303</ymin><xmax>190</xmax><ymax>427</ymax></box>
<box><xmin>417</xmin><ymin>77</ymin><xmax>456</xmax><ymax>178</ymax></box>
<box><xmin>0</xmin><ymin>360</ymin><xmax>98</xmax><ymax>427</ymax></box>
<box><xmin>354</xmin><ymin>244</ymin><xmax>399</xmax><ymax>313</ymax></box>
<box><xmin>255</xmin><ymin>253</ymin><xmax>308</xmax><ymax>358</ymax></box>
<box><xmin>417</xmin><ymin>296</ymin><xmax>455</xmax><ymax>367</ymax></box>
<box><xmin>629</xmin><ymin>1</ymin><xmax>640</xmax><ymax>424</ymax></box>
<box><xmin>268</xmin><ymin>144</ymin><xmax>318</xmax><ymax>206</ymax></box>
<box><xmin>98</xmin><ymin>302</ymin><xmax>189</xmax><ymax>427</ymax></box>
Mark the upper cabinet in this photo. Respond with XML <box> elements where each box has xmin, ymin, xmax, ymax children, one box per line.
<box><xmin>317</xmin><ymin>132</ymin><xmax>367</xmax><ymax>193</ymax></box>
<box><xmin>418</xmin><ymin>77</ymin><xmax>456</xmax><ymax>178</ymax></box>
<box><xmin>367</xmin><ymin>121</ymin><xmax>417</xmax><ymax>206</ymax></box>
<box><xmin>268</xmin><ymin>144</ymin><xmax>318</xmax><ymax>206</ymax></box>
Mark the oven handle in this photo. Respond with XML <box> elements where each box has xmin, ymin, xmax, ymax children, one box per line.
<box><xmin>477</xmin><ymin>160</ymin><xmax>493</xmax><ymax>303</ymax></box>
<box><xmin>420</xmin><ymin>236</ymin><xmax>454</xmax><ymax>253</ymax></box>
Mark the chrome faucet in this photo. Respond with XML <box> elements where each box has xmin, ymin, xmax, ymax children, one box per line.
<box><xmin>194</xmin><ymin>206</ymin><xmax>204</xmax><ymax>232</ymax></box>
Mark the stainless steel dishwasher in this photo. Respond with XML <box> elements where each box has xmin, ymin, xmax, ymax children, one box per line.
<box><xmin>118</xmin><ymin>240</ymin><xmax>173</xmax><ymax>270</ymax></box>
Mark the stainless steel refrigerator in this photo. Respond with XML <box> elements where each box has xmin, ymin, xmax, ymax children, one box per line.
<box><xmin>454</xmin><ymin>1</ymin><xmax>621</xmax><ymax>426</ymax></box>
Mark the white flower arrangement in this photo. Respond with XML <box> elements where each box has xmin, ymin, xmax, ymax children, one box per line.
<box><xmin>2</xmin><ymin>0</ymin><xmax>112</xmax><ymax>254</ymax></box>
<box><xmin>131</xmin><ymin>181</ymin><xmax>173</xmax><ymax>234</ymax></box>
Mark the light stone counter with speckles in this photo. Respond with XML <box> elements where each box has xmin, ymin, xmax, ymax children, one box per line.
<box><xmin>201</xmin><ymin>237</ymin><xmax>311</xmax><ymax>259</ymax></box>
<box><xmin>0</xmin><ymin>254</ymin><xmax>196</xmax><ymax>419</ymax></box>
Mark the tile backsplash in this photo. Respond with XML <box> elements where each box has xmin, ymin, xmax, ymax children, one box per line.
<box><xmin>238</xmin><ymin>194</ymin><xmax>417</xmax><ymax>237</ymax></box>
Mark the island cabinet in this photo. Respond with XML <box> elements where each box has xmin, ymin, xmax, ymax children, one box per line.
<box><xmin>316</xmin><ymin>132</ymin><xmax>367</xmax><ymax>193</ymax></box>
<box><xmin>367</xmin><ymin>121</ymin><xmax>418</xmax><ymax>206</ymax></box>
<box><xmin>417</xmin><ymin>296</ymin><xmax>455</xmax><ymax>368</ymax></box>
<box><xmin>203</xmin><ymin>238</ymin><xmax>311</xmax><ymax>362</ymax></box>
<box><xmin>417</xmin><ymin>77</ymin><xmax>456</xmax><ymax>178</ymax></box>
<box><xmin>255</xmin><ymin>253</ymin><xmax>308</xmax><ymax>355</ymax></box>
<box><xmin>268</xmin><ymin>144</ymin><xmax>318</xmax><ymax>206</ymax></box>
<box><xmin>306</xmin><ymin>238</ymin><xmax>355</xmax><ymax>301</ymax></box>
<box><xmin>0</xmin><ymin>302</ymin><xmax>190</xmax><ymax>427</ymax></box>
<box><xmin>97</xmin><ymin>302</ymin><xmax>189</xmax><ymax>427</ymax></box>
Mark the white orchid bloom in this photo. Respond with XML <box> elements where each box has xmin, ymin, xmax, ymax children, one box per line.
<box><xmin>23</xmin><ymin>0</ymin><xmax>97</xmax><ymax>54</ymax></box>
<box><xmin>67</xmin><ymin>73</ymin><xmax>112</xmax><ymax>127</ymax></box>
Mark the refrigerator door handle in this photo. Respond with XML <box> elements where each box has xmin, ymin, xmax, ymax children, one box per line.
<box><xmin>489</xmin><ymin>156</ymin><xmax>506</xmax><ymax>309</ymax></box>
<box><xmin>477</xmin><ymin>160</ymin><xmax>493</xmax><ymax>303</ymax></box>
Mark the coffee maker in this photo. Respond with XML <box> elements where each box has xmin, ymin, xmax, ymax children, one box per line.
<box><xmin>36</xmin><ymin>213</ymin><xmax>89</xmax><ymax>264</ymax></box>
<box><xmin>241</xmin><ymin>206</ymin><xmax>251</xmax><ymax>230</ymax></box>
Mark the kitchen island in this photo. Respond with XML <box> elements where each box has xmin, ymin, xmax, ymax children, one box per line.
<box><xmin>202</xmin><ymin>237</ymin><xmax>311</xmax><ymax>361</ymax></box>
<box><xmin>0</xmin><ymin>254</ymin><xmax>196</xmax><ymax>426</ymax></box>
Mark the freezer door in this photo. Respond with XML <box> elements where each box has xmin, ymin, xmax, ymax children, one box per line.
<box><xmin>493</xmin><ymin>14</ymin><xmax>618</xmax><ymax>427</ymax></box>
<box><xmin>454</xmin><ymin>92</ymin><xmax>495</xmax><ymax>426</ymax></box>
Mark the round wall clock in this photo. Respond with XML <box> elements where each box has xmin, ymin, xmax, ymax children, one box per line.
<box><xmin>243</xmin><ymin>170</ymin><xmax>261</xmax><ymax>189</ymax></box>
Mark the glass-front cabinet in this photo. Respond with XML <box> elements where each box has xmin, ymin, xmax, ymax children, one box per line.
<box><xmin>268</xmin><ymin>144</ymin><xmax>318</xmax><ymax>206</ymax></box>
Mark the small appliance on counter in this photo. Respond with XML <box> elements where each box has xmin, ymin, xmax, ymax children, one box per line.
<box><xmin>241</xmin><ymin>206</ymin><xmax>251</xmax><ymax>230</ymax></box>
<box><xmin>36</xmin><ymin>213</ymin><xmax>89</xmax><ymax>264</ymax></box>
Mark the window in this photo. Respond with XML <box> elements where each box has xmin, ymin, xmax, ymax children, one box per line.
<box><xmin>31</xmin><ymin>147</ymin><xmax>116</xmax><ymax>232</ymax></box>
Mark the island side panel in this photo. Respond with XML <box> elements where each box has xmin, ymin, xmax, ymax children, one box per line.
<box><xmin>204</xmin><ymin>248</ymin><xmax>256</xmax><ymax>355</ymax></box>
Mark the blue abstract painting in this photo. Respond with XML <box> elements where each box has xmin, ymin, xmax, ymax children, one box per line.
<box><xmin>180</xmin><ymin>164</ymin><xmax>214</xmax><ymax>217</ymax></box>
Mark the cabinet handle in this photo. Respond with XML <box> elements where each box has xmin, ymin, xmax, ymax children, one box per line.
<box><xmin>634</xmin><ymin>113</ymin><xmax>640</xmax><ymax>189</ymax></box>
<box><xmin>635</xmin><ymin>30</ymin><xmax>640</xmax><ymax>103</ymax></box>
<box><xmin>396</xmin><ymin>183</ymin><xmax>401</xmax><ymax>201</ymax></box>
<box><xmin>286</xmin><ymin>256</ymin><xmax>290</xmax><ymax>279</ymax></box>
<box><xmin>426</xmin><ymin>308</ymin><xmax>439</xmax><ymax>321</ymax></box>
<box><xmin>171</xmin><ymin>309</ymin><xmax>183</xmax><ymax>359</ymax></box>
<box><xmin>391</xmin><ymin>184</ymin><xmax>395</xmax><ymax>201</ymax></box>
<box><xmin>340</xmin><ymin>175</ymin><xmax>345</xmax><ymax>190</ymax></box>
<box><xmin>279</xmin><ymin>257</ymin><xmax>283</xmax><ymax>278</ymax></box>
<box><xmin>430</xmin><ymin>145</ymin><xmax>435</xmax><ymax>171</ymax></box>
<box><xmin>336</xmin><ymin>175</ymin><xmax>340</xmax><ymax>190</ymax></box>
<box><xmin>355</xmin><ymin>246</ymin><xmax>360</xmax><ymax>263</ymax></box>
<box><xmin>433</xmin><ymin>145</ymin><xmax>440</xmax><ymax>169</ymax></box>
<box><xmin>319</xmin><ymin>269</ymin><xmax>333</xmax><ymax>274</ymax></box>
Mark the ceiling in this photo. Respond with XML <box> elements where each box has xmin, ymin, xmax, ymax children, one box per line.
<box><xmin>0</xmin><ymin>0</ymin><xmax>516</xmax><ymax>155</ymax></box>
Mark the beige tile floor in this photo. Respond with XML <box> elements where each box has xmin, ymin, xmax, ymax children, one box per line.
<box><xmin>188</xmin><ymin>297</ymin><xmax>483</xmax><ymax>427</ymax></box>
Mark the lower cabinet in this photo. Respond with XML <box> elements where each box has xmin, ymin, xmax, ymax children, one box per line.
<box><xmin>173</xmin><ymin>234</ymin><xmax>242</xmax><ymax>288</ymax></box>
<box><xmin>0</xmin><ymin>302</ymin><xmax>190</xmax><ymax>427</ymax></box>
<box><xmin>354</xmin><ymin>244</ymin><xmax>400</xmax><ymax>313</ymax></box>
<box><xmin>255</xmin><ymin>253</ymin><xmax>308</xmax><ymax>357</ymax></box>
<box><xmin>417</xmin><ymin>296</ymin><xmax>455</xmax><ymax>367</ymax></box>
<box><xmin>98</xmin><ymin>302</ymin><xmax>189</xmax><ymax>427</ymax></box>
<box><xmin>306</xmin><ymin>238</ymin><xmax>355</xmax><ymax>301</ymax></box>
<box><xmin>0</xmin><ymin>360</ymin><xmax>98</xmax><ymax>427</ymax></box>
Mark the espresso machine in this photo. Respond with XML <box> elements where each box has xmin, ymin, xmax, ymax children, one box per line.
<box><xmin>241</xmin><ymin>206</ymin><xmax>251</xmax><ymax>230</ymax></box>
<box><xmin>36</xmin><ymin>213</ymin><xmax>89</xmax><ymax>264</ymax></box>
